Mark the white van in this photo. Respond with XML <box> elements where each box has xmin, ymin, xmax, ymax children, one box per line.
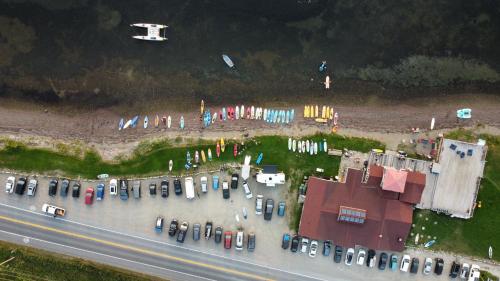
<box><xmin>185</xmin><ymin>177</ymin><xmax>195</xmax><ymax>199</ymax></box>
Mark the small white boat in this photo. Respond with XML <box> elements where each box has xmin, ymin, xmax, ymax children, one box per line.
<box><xmin>123</xmin><ymin>119</ymin><xmax>132</xmax><ymax>129</ymax></box>
<box><xmin>168</xmin><ymin>160</ymin><xmax>173</xmax><ymax>172</ymax></box>
<box><xmin>222</xmin><ymin>54</ymin><xmax>234</xmax><ymax>68</ymax></box>
<box><xmin>143</xmin><ymin>116</ymin><xmax>149</xmax><ymax>129</ymax></box>
<box><xmin>323</xmin><ymin>139</ymin><xmax>327</xmax><ymax>152</ymax></box>
<box><xmin>235</xmin><ymin>106</ymin><xmax>240</xmax><ymax>120</ymax></box>
<box><xmin>292</xmin><ymin>139</ymin><xmax>296</xmax><ymax>152</ymax></box>
<box><xmin>288</xmin><ymin>138</ymin><xmax>292</xmax><ymax>151</ymax></box>
<box><xmin>130</xmin><ymin>23</ymin><xmax>168</xmax><ymax>41</ymax></box>
<box><xmin>167</xmin><ymin>116</ymin><xmax>172</xmax><ymax>128</ymax></box>
<box><xmin>314</xmin><ymin>142</ymin><xmax>318</xmax><ymax>155</ymax></box>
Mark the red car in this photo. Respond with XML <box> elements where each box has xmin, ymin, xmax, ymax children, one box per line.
<box><xmin>85</xmin><ymin>187</ymin><xmax>94</xmax><ymax>205</ymax></box>
<box><xmin>224</xmin><ymin>231</ymin><xmax>232</xmax><ymax>249</ymax></box>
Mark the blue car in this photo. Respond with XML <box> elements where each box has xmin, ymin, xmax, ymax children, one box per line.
<box><xmin>390</xmin><ymin>254</ymin><xmax>399</xmax><ymax>271</ymax></box>
<box><xmin>96</xmin><ymin>183</ymin><xmax>105</xmax><ymax>200</ymax></box>
<box><xmin>212</xmin><ymin>175</ymin><xmax>219</xmax><ymax>190</ymax></box>
<box><xmin>281</xmin><ymin>233</ymin><xmax>290</xmax><ymax>249</ymax></box>
<box><xmin>277</xmin><ymin>201</ymin><xmax>286</xmax><ymax>216</ymax></box>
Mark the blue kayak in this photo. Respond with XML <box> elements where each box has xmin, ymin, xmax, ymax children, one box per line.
<box><xmin>256</xmin><ymin>153</ymin><xmax>263</xmax><ymax>165</ymax></box>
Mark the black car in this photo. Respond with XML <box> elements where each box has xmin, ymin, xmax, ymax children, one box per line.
<box><xmin>410</xmin><ymin>258</ymin><xmax>419</xmax><ymax>274</ymax></box>
<box><xmin>378</xmin><ymin>252</ymin><xmax>388</xmax><ymax>270</ymax></box>
<box><xmin>14</xmin><ymin>177</ymin><xmax>27</xmax><ymax>195</ymax></box>
<box><xmin>72</xmin><ymin>182</ymin><xmax>81</xmax><ymax>198</ymax></box>
<box><xmin>120</xmin><ymin>179</ymin><xmax>129</xmax><ymax>200</ymax></box>
<box><xmin>322</xmin><ymin>241</ymin><xmax>331</xmax><ymax>256</ymax></box>
<box><xmin>334</xmin><ymin>246</ymin><xmax>343</xmax><ymax>263</ymax></box>
<box><xmin>247</xmin><ymin>233</ymin><xmax>256</xmax><ymax>252</ymax></box>
<box><xmin>205</xmin><ymin>221</ymin><xmax>213</xmax><ymax>239</ymax></box>
<box><xmin>149</xmin><ymin>183</ymin><xmax>156</xmax><ymax>195</ymax></box>
<box><xmin>174</xmin><ymin>179</ymin><xmax>182</xmax><ymax>195</ymax></box>
<box><xmin>222</xmin><ymin>181</ymin><xmax>230</xmax><ymax>199</ymax></box>
<box><xmin>434</xmin><ymin>258</ymin><xmax>444</xmax><ymax>275</ymax></box>
<box><xmin>48</xmin><ymin>179</ymin><xmax>58</xmax><ymax>196</ymax></box>
<box><xmin>60</xmin><ymin>179</ymin><xmax>70</xmax><ymax>196</ymax></box>
<box><xmin>290</xmin><ymin>236</ymin><xmax>300</xmax><ymax>252</ymax></box>
<box><xmin>367</xmin><ymin>249</ymin><xmax>376</xmax><ymax>267</ymax></box>
<box><xmin>214</xmin><ymin>226</ymin><xmax>223</xmax><ymax>243</ymax></box>
<box><xmin>264</xmin><ymin>198</ymin><xmax>274</xmax><ymax>221</ymax></box>
<box><xmin>449</xmin><ymin>261</ymin><xmax>460</xmax><ymax>278</ymax></box>
<box><xmin>161</xmin><ymin>180</ymin><xmax>169</xmax><ymax>198</ymax></box>
<box><xmin>230</xmin><ymin>173</ymin><xmax>238</xmax><ymax>189</ymax></box>
<box><xmin>168</xmin><ymin>219</ymin><xmax>178</xmax><ymax>237</ymax></box>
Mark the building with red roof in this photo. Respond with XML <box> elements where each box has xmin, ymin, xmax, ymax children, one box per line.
<box><xmin>298</xmin><ymin>165</ymin><xmax>425</xmax><ymax>251</ymax></box>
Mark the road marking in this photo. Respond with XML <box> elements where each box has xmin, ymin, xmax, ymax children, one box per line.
<box><xmin>0</xmin><ymin>229</ymin><xmax>216</xmax><ymax>281</ymax></box>
<box><xmin>0</xmin><ymin>215</ymin><xmax>274</xmax><ymax>281</ymax></box>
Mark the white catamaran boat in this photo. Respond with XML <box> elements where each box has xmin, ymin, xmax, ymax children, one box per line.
<box><xmin>130</xmin><ymin>23</ymin><xmax>168</xmax><ymax>41</ymax></box>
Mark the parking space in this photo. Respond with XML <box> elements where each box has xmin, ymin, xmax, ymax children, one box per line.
<box><xmin>1</xmin><ymin>171</ymin><xmax>498</xmax><ymax>281</ymax></box>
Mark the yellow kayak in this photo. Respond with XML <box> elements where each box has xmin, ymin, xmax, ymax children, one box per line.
<box><xmin>220</xmin><ymin>138</ymin><xmax>225</xmax><ymax>152</ymax></box>
<box><xmin>201</xmin><ymin>150</ymin><xmax>206</xmax><ymax>163</ymax></box>
<box><xmin>201</xmin><ymin>100</ymin><xmax>205</xmax><ymax>116</ymax></box>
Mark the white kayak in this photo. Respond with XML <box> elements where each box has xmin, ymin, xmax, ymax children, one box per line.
<box><xmin>168</xmin><ymin>160</ymin><xmax>173</xmax><ymax>172</ymax></box>
<box><xmin>123</xmin><ymin>119</ymin><xmax>132</xmax><ymax>129</ymax></box>
<box><xmin>240</xmin><ymin>105</ymin><xmax>245</xmax><ymax>119</ymax></box>
<box><xmin>314</xmin><ymin>142</ymin><xmax>318</xmax><ymax>155</ymax></box>
<box><xmin>263</xmin><ymin>108</ymin><xmax>267</xmax><ymax>121</ymax></box>
<box><xmin>323</xmin><ymin>139</ymin><xmax>327</xmax><ymax>152</ymax></box>
<box><xmin>235</xmin><ymin>106</ymin><xmax>240</xmax><ymax>120</ymax></box>
<box><xmin>212</xmin><ymin>112</ymin><xmax>217</xmax><ymax>123</ymax></box>
<box><xmin>310</xmin><ymin>142</ymin><xmax>314</xmax><ymax>155</ymax></box>
<box><xmin>168</xmin><ymin>115</ymin><xmax>172</xmax><ymax>128</ymax></box>
<box><xmin>144</xmin><ymin>116</ymin><xmax>149</xmax><ymax>129</ymax></box>
<box><xmin>288</xmin><ymin>138</ymin><xmax>292</xmax><ymax>151</ymax></box>
<box><xmin>301</xmin><ymin>141</ymin><xmax>306</xmax><ymax>153</ymax></box>
<box><xmin>292</xmin><ymin>139</ymin><xmax>296</xmax><ymax>152</ymax></box>
<box><xmin>306</xmin><ymin>140</ymin><xmax>310</xmax><ymax>153</ymax></box>
<box><xmin>251</xmin><ymin>106</ymin><xmax>255</xmax><ymax>119</ymax></box>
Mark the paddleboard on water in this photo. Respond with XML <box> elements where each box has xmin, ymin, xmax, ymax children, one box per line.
<box><xmin>118</xmin><ymin>118</ymin><xmax>124</xmax><ymax>130</ymax></box>
<box><xmin>235</xmin><ymin>106</ymin><xmax>240</xmax><ymax>120</ymax></box>
<box><xmin>180</xmin><ymin>116</ymin><xmax>184</xmax><ymax>129</ymax></box>
<box><xmin>292</xmin><ymin>139</ymin><xmax>296</xmax><ymax>152</ymax></box>
<box><xmin>169</xmin><ymin>160</ymin><xmax>173</xmax><ymax>172</ymax></box>
<box><xmin>207</xmin><ymin>148</ymin><xmax>212</xmax><ymax>161</ymax></box>
<box><xmin>314</xmin><ymin>142</ymin><xmax>318</xmax><ymax>155</ymax></box>
<box><xmin>220</xmin><ymin>138</ymin><xmax>225</xmax><ymax>152</ymax></box>
<box><xmin>168</xmin><ymin>116</ymin><xmax>172</xmax><ymax>128</ymax></box>
<box><xmin>144</xmin><ymin>116</ymin><xmax>148</xmax><ymax>129</ymax></box>
<box><xmin>123</xmin><ymin>119</ymin><xmax>132</xmax><ymax>129</ymax></box>
<box><xmin>288</xmin><ymin>138</ymin><xmax>292</xmax><ymax>150</ymax></box>
<box><xmin>201</xmin><ymin>150</ymin><xmax>206</xmax><ymax>163</ymax></box>
<box><xmin>324</xmin><ymin>139</ymin><xmax>327</xmax><ymax>152</ymax></box>
<box><xmin>155</xmin><ymin>115</ymin><xmax>159</xmax><ymax>128</ymax></box>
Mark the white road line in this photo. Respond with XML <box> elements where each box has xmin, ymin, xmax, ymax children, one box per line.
<box><xmin>0</xmin><ymin>202</ymin><xmax>327</xmax><ymax>281</ymax></box>
<box><xmin>0</xmin><ymin>229</ymin><xmax>216</xmax><ymax>281</ymax></box>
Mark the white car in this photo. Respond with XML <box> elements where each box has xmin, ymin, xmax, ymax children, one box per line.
<box><xmin>400</xmin><ymin>254</ymin><xmax>411</xmax><ymax>272</ymax></box>
<box><xmin>5</xmin><ymin>176</ymin><xmax>15</xmax><ymax>193</ymax></box>
<box><xmin>109</xmin><ymin>179</ymin><xmax>118</xmax><ymax>195</ymax></box>
<box><xmin>468</xmin><ymin>264</ymin><xmax>480</xmax><ymax>281</ymax></box>
<box><xmin>423</xmin><ymin>257</ymin><xmax>432</xmax><ymax>275</ymax></box>
<box><xmin>356</xmin><ymin>249</ymin><xmax>366</xmax><ymax>265</ymax></box>
<box><xmin>235</xmin><ymin>231</ymin><xmax>244</xmax><ymax>250</ymax></box>
<box><xmin>460</xmin><ymin>263</ymin><xmax>470</xmax><ymax>279</ymax></box>
<box><xmin>255</xmin><ymin>195</ymin><xmax>263</xmax><ymax>215</ymax></box>
<box><xmin>27</xmin><ymin>179</ymin><xmax>37</xmax><ymax>196</ymax></box>
<box><xmin>300</xmin><ymin>237</ymin><xmax>309</xmax><ymax>253</ymax></box>
<box><xmin>243</xmin><ymin>180</ymin><xmax>253</xmax><ymax>199</ymax></box>
<box><xmin>345</xmin><ymin>248</ymin><xmax>355</xmax><ymax>265</ymax></box>
<box><xmin>200</xmin><ymin>176</ymin><xmax>208</xmax><ymax>193</ymax></box>
<box><xmin>308</xmin><ymin>240</ymin><xmax>318</xmax><ymax>258</ymax></box>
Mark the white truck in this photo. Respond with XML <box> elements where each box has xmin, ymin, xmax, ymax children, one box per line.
<box><xmin>42</xmin><ymin>203</ymin><xmax>65</xmax><ymax>217</ymax></box>
<box><xmin>185</xmin><ymin>177</ymin><xmax>195</xmax><ymax>199</ymax></box>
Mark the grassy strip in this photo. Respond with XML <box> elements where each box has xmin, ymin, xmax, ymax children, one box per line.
<box><xmin>0</xmin><ymin>240</ymin><xmax>164</xmax><ymax>281</ymax></box>
<box><xmin>409</xmin><ymin>129</ymin><xmax>500</xmax><ymax>261</ymax></box>
<box><xmin>0</xmin><ymin>134</ymin><xmax>384</xmax><ymax>179</ymax></box>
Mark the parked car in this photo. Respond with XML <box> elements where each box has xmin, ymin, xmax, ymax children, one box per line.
<box><xmin>212</xmin><ymin>175</ymin><xmax>219</xmax><ymax>190</ymax></box>
<box><xmin>309</xmin><ymin>240</ymin><xmax>318</xmax><ymax>258</ymax></box>
<box><xmin>27</xmin><ymin>179</ymin><xmax>37</xmax><ymax>196</ymax></box>
<box><xmin>264</xmin><ymin>198</ymin><xmax>274</xmax><ymax>220</ymax></box>
<box><xmin>469</xmin><ymin>265</ymin><xmax>480</xmax><ymax>281</ymax></box>
<box><xmin>356</xmin><ymin>249</ymin><xmax>366</xmax><ymax>265</ymax></box>
<box><xmin>155</xmin><ymin>216</ymin><xmax>164</xmax><ymax>233</ymax></box>
<box><xmin>247</xmin><ymin>233</ymin><xmax>255</xmax><ymax>252</ymax></box>
<box><xmin>14</xmin><ymin>177</ymin><xmax>27</xmax><ymax>195</ymax></box>
<box><xmin>235</xmin><ymin>231</ymin><xmax>244</xmax><ymax>250</ymax></box>
<box><xmin>168</xmin><ymin>219</ymin><xmax>178</xmax><ymax>237</ymax></box>
<box><xmin>434</xmin><ymin>258</ymin><xmax>444</xmax><ymax>275</ymax></box>
<box><xmin>450</xmin><ymin>261</ymin><xmax>460</xmax><ymax>278</ymax></box>
<box><xmin>345</xmin><ymin>248</ymin><xmax>355</xmax><ymax>266</ymax></box>
<box><xmin>281</xmin><ymin>233</ymin><xmax>290</xmax><ymax>249</ymax></box>
<box><xmin>60</xmin><ymin>178</ymin><xmax>70</xmax><ymax>196</ymax></box>
<box><xmin>132</xmin><ymin>180</ymin><xmax>141</xmax><ymax>199</ymax></box>
<box><xmin>423</xmin><ymin>257</ymin><xmax>433</xmax><ymax>275</ymax></box>
<box><xmin>290</xmin><ymin>236</ymin><xmax>299</xmax><ymax>253</ymax></box>
<box><xmin>96</xmin><ymin>183</ymin><xmax>104</xmax><ymax>200</ymax></box>
<box><xmin>72</xmin><ymin>182</ymin><xmax>81</xmax><ymax>198</ymax></box>
<box><xmin>48</xmin><ymin>178</ymin><xmax>58</xmax><ymax>196</ymax></box>
<box><xmin>367</xmin><ymin>249</ymin><xmax>376</xmax><ymax>267</ymax></box>
<box><xmin>84</xmin><ymin>187</ymin><xmax>94</xmax><ymax>205</ymax></box>
<box><xmin>204</xmin><ymin>221</ymin><xmax>213</xmax><ymax>239</ymax></box>
<box><xmin>230</xmin><ymin>173</ymin><xmax>238</xmax><ymax>189</ymax></box>
<box><xmin>214</xmin><ymin>226</ymin><xmax>223</xmax><ymax>243</ymax></box>
<box><xmin>177</xmin><ymin>222</ymin><xmax>189</xmax><ymax>243</ymax></box>
<box><xmin>378</xmin><ymin>252</ymin><xmax>388</xmax><ymax>270</ymax></box>
<box><xmin>109</xmin><ymin>178</ymin><xmax>117</xmax><ymax>195</ymax></box>
<box><xmin>224</xmin><ymin>231</ymin><xmax>232</xmax><ymax>249</ymax></box>
<box><xmin>174</xmin><ymin>178</ymin><xmax>182</xmax><ymax>195</ymax></box>
<box><xmin>242</xmin><ymin>180</ymin><xmax>252</xmax><ymax>199</ymax></box>
<box><xmin>255</xmin><ymin>195</ymin><xmax>263</xmax><ymax>215</ymax></box>
<box><xmin>390</xmin><ymin>254</ymin><xmax>399</xmax><ymax>271</ymax></box>
<box><xmin>119</xmin><ymin>179</ymin><xmax>128</xmax><ymax>200</ymax></box>
<box><xmin>410</xmin><ymin>257</ymin><xmax>419</xmax><ymax>274</ymax></box>
<box><xmin>161</xmin><ymin>179</ymin><xmax>169</xmax><ymax>198</ymax></box>
<box><xmin>300</xmin><ymin>237</ymin><xmax>309</xmax><ymax>253</ymax></box>
<box><xmin>322</xmin><ymin>241</ymin><xmax>331</xmax><ymax>256</ymax></box>
<box><xmin>185</xmin><ymin>177</ymin><xmax>195</xmax><ymax>199</ymax></box>
<box><xmin>277</xmin><ymin>201</ymin><xmax>286</xmax><ymax>217</ymax></box>
<box><xmin>5</xmin><ymin>176</ymin><xmax>15</xmax><ymax>193</ymax></box>
<box><xmin>149</xmin><ymin>183</ymin><xmax>157</xmax><ymax>195</ymax></box>
<box><xmin>222</xmin><ymin>181</ymin><xmax>230</xmax><ymax>199</ymax></box>
<box><xmin>334</xmin><ymin>245</ymin><xmax>343</xmax><ymax>263</ymax></box>
<box><xmin>192</xmin><ymin>223</ymin><xmax>201</xmax><ymax>241</ymax></box>
<box><xmin>200</xmin><ymin>177</ymin><xmax>208</xmax><ymax>193</ymax></box>
<box><xmin>460</xmin><ymin>263</ymin><xmax>470</xmax><ymax>279</ymax></box>
<box><xmin>400</xmin><ymin>254</ymin><xmax>411</xmax><ymax>272</ymax></box>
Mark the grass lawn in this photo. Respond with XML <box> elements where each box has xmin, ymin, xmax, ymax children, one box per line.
<box><xmin>0</xmin><ymin>240</ymin><xmax>163</xmax><ymax>281</ymax></box>
<box><xmin>409</xmin><ymin>129</ymin><xmax>500</xmax><ymax>261</ymax></box>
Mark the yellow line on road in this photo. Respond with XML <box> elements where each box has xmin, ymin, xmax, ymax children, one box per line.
<box><xmin>0</xmin><ymin>215</ymin><xmax>274</xmax><ymax>281</ymax></box>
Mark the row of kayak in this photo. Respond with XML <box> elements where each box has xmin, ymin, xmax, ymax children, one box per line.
<box><xmin>304</xmin><ymin>105</ymin><xmax>338</xmax><ymax>122</ymax></box>
<box><xmin>288</xmin><ymin>138</ymin><xmax>328</xmax><ymax>155</ymax></box>
<box><xmin>202</xmin><ymin>105</ymin><xmax>295</xmax><ymax>125</ymax></box>
<box><xmin>119</xmin><ymin>115</ymin><xmax>185</xmax><ymax>130</ymax></box>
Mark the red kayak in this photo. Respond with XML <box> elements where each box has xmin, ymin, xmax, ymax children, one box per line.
<box><xmin>216</xmin><ymin>142</ymin><xmax>221</xmax><ymax>158</ymax></box>
<box><xmin>233</xmin><ymin>143</ymin><xmax>238</xmax><ymax>157</ymax></box>
<box><xmin>246</xmin><ymin>107</ymin><xmax>251</xmax><ymax>119</ymax></box>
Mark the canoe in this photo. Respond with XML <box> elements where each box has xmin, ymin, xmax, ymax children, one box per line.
<box><xmin>306</xmin><ymin>140</ymin><xmax>310</xmax><ymax>153</ymax></box>
<box><xmin>168</xmin><ymin>160</ymin><xmax>173</xmax><ymax>172</ymax></box>
<box><xmin>220</xmin><ymin>138</ymin><xmax>225</xmax><ymax>152</ymax></box>
<box><xmin>256</xmin><ymin>153</ymin><xmax>263</xmax><ymax>165</ymax></box>
<box><xmin>222</xmin><ymin>54</ymin><xmax>234</xmax><ymax>68</ymax></box>
<box><xmin>288</xmin><ymin>138</ymin><xmax>292</xmax><ymax>150</ymax></box>
<box><xmin>131</xmin><ymin>116</ymin><xmax>139</xmax><ymax>128</ymax></box>
<box><xmin>207</xmin><ymin>148</ymin><xmax>212</xmax><ymax>161</ymax></box>
<box><xmin>195</xmin><ymin>151</ymin><xmax>200</xmax><ymax>163</ymax></box>
<box><xmin>201</xmin><ymin>150</ymin><xmax>206</xmax><ymax>163</ymax></box>
<box><xmin>233</xmin><ymin>143</ymin><xmax>238</xmax><ymax>157</ymax></box>
<box><xmin>200</xmin><ymin>100</ymin><xmax>204</xmax><ymax>116</ymax></box>
<box><xmin>323</xmin><ymin>139</ymin><xmax>327</xmax><ymax>152</ymax></box>
<box><xmin>123</xmin><ymin>119</ymin><xmax>132</xmax><ymax>129</ymax></box>
<box><xmin>155</xmin><ymin>115</ymin><xmax>159</xmax><ymax>127</ymax></box>
<box><xmin>180</xmin><ymin>116</ymin><xmax>184</xmax><ymax>129</ymax></box>
<box><xmin>235</xmin><ymin>106</ymin><xmax>240</xmax><ymax>120</ymax></box>
<box><xmin>240</xmin><ymin>105</ymin><xmax>245</xmax><ymax>119</ymax></box>
<box><xmin>216</xmin><ymin>142</ymin><xmax>221</xmax><ymax>157</ymax></box>
<box><xmin>144</xmin><ymin>116</ymin><xmax>148</xmax><ymax>129</ymax></box>
<box><xmin>292</xmin><ymin>139</ymin><xmax>296</xmax><ymax>152</ymax></box>
<box><xmin>118</xmin><ymin>118</ymin><xmax>124</xmax><ymax>130</ymax></box>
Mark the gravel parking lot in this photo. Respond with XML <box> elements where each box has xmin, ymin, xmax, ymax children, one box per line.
<box><xmin>1</xmin><ymin>171</ymin><xmax>498</xmax><ymax>281</ymax></box>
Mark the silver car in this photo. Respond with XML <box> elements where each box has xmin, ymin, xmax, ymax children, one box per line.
<box><xmin>423</xmin><ymin>257</ymin><xmax>432</xmax><ymax>275</ymax></box>
<box><xmin>200</xmin><ymin>177</ymin><xmax>208</xmax><ymax>193</ymax></box>
<box><xmin>5</xmin><ymin>176</ymin><xmax>15</xmax><ymax>193</ymax></box>
<box><xmin>27</xmin><ymin>179</ymin><xmax>37</xmax><ymax>196</ymax></box>
<box><xmin>243</xmin><ymin>180</ymin><xmax>253</xmax><ymax>199</ymax></box>
<box><xmin>132</xmin><ymin>180</ymin><xmax>141</xmax><ymax>199</ymax></box>
<box><xmin>255</xmin><ymin>195</ymin><xmax>263</xmax><ymax>215</ymax></box>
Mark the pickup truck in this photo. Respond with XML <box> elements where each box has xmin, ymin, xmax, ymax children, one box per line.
<box><xmin>42</xmin><ymin>203</ymin><xmax>65</xmax><ymax>217</ymax></box>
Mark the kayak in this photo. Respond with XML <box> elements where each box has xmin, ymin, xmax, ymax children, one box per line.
<box><xmin>333</xmin><ymin>112</ymin><xmax>338</xmax><ymax>126</ymax></box>
<box><xmin>288</xmin><ymin>138</ymin><xmax>292</xmax><ymax>150</ymax></box>
<box><xmin>200</xmin><ymin>100</ymin><xmax>204</xmax><ymax>116</ymax></box>
<box><xmin>235</xmin><ymin>106</ymin><xmax>240</xmax><ymax>120</ymax></box>
<box><xmin>186</xmin><ymin>151</ymin><xmax>191</xmax><ymax>164</ymax></box>
<box><xmin>143</xmin><ymin>116</ymin><xmax>148</xmax><ymax>129</ymax></box>
<box><xmin>222</xmin><ymin>107</ymin><xmax>227</xmax><ymax>121</ymax></box>
<box><xmin>180</xmin><ymin>116</ymin><xmax>184</xmax><ymax>129</ymax></box>
<box><xmin>201</xmin><ymin>150</ymin><xmax>206</xmax><ymax>163</ymax></box>
<box><xmin>118</xmin><ymin>118</ymin><xmax>124</xmax><ymax>130</ymax></box>
<box><xmin>123</xmin><ymin>119</ymin><xmax>132</xmax><ymax>129</ymax></box>
<box><xmin>212</xmin><ymin>112</ymin><xmax>217</xmax><ymax>123</ymax></box>
<box><xmin>298</xmin><ymin>141</ymin><xmax>302</xmax><ymax>153</ymax></box>
<box><xmin>233</xmin><ymin>143</ymin><xmax>238</xmax><ymax>157</ymax></box>
<box><xmin>220</xmin><ymin>138</ymin><xmax>225</xmax><ymax>152</ymax></box>
<box><xmin>131</xmin><ymin>116</ymin><xmax>139</xmax><ymax>128</ymax></box>
<box><xmin>222</xmin><ymin>54</ymin><xmax>234</xmax><ymax>68</ymax></box>
<box><xmin>168</xmin><ymin>115</ymin><xmax>172</xmax><ymax>128</ymax></box>
<box><xmin>324</xmin><ymin>140</ymin><xmax>327</xmax><ymax>152</ymax></box>
<box><xmin>162</xmin><ymin>115</ymin><xmax>167</xmax><ymax>126</ymax></box>
<box><xmin>246</xmin><ymin>107</ymin><xmax>251</xmax><ymax>119</ymax></box>
<box><xmin>207</xmin><ymin>148</ymin><xmax>212</xmax><ymax>161</ymax></box>
<box><xmin>290</xmin><ymin>109</ymin><xmax>295</xmax><ymax>122</ymax></box>
<box><xmin>155</xmin><ymin>115</ymin><xmax>159</xmax><ymax>128</ymax></box>
<box><xmin>195</xmin><ymin>150</ymin><xmax>200</xmax><ymax>164</ymax></box>
<box><xmin>216</xmin><ymin>141</ymin><xmax>221</xmax><ymax>157</ymax></box>
<box><xmin>240</xmin><ymin>105</ymin><xmax>245</xmax><ymax>119</ymax></box>
<box><xmin>292</xmin><ymin>139</ymin><xmax>296</xmax><ymax>152</ymax></box>
<box><xmin>168</xmin><ymin>160</ymin><xmax>173</xmax><ymax>172</ymax></box>
<box><xmin>256</xmin><ymin>152</ymin><xmax>263</xmax><ymax>165</ymax></box>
